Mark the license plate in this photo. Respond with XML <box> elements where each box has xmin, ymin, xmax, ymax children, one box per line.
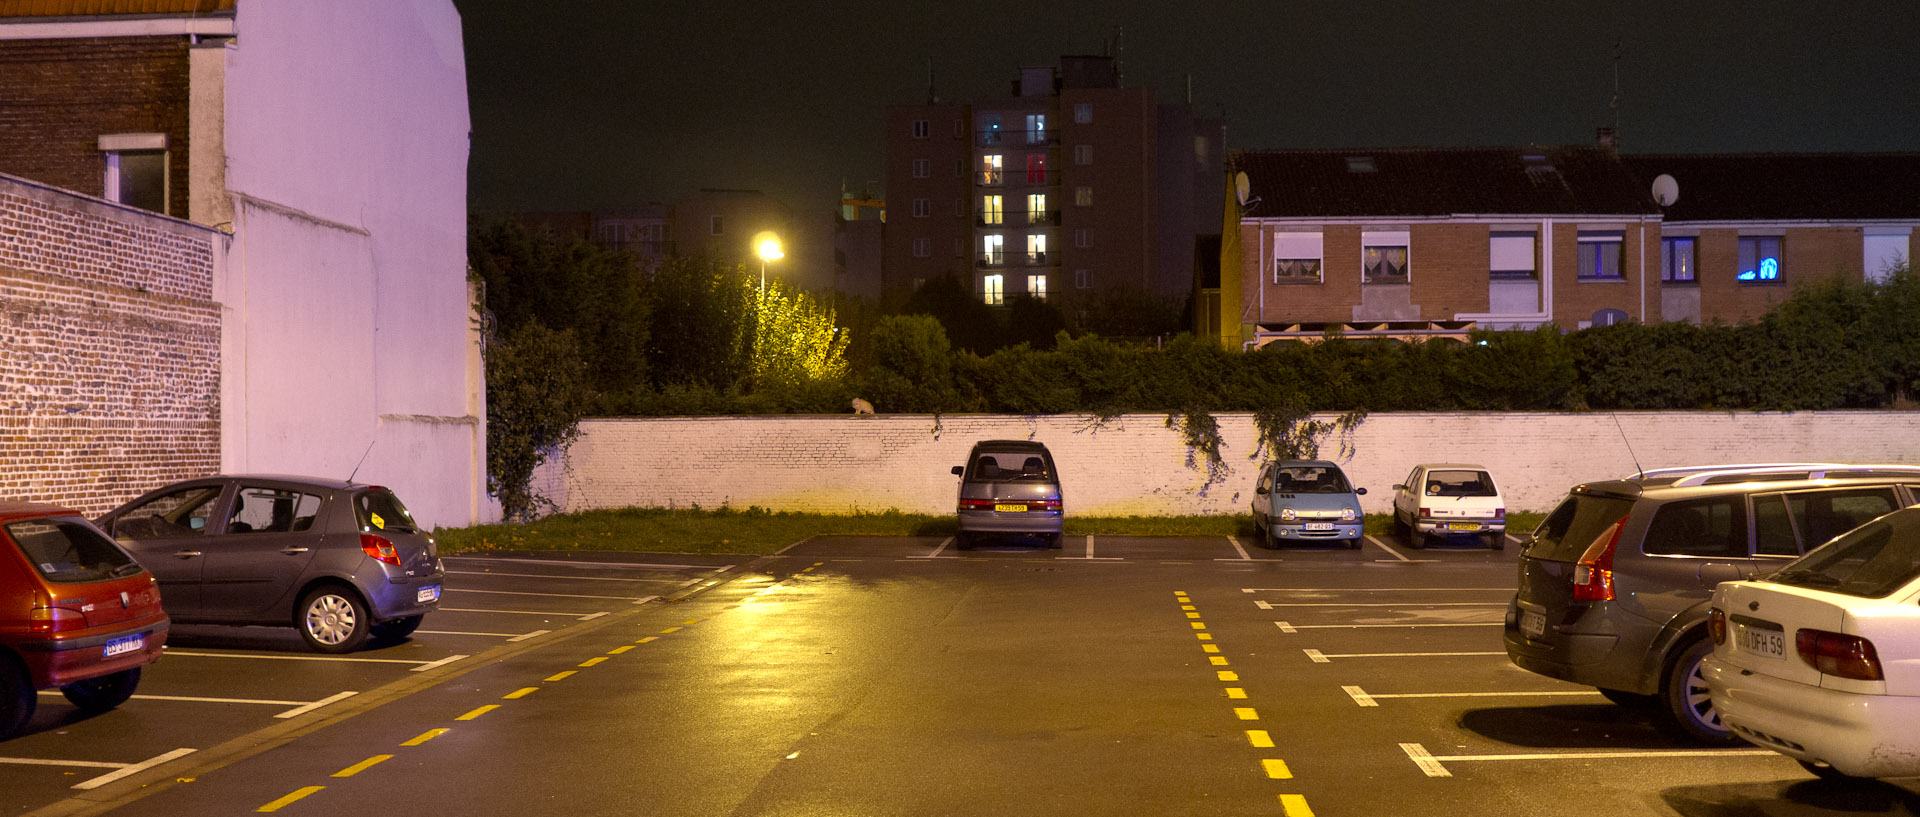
<box><xmin>417</xmin><ymin>585</ymin><xmax>441</xmax><ymax>604</ymax></box>
<box><xmin>1520</xmin><ymin>610</ymin><xmax>1546</xmax><ymax>639</ymax></box>
<box><xmin>1304</xmin><ymin>522</ymin><xmax>1334</xmax><ymax>531</ymax></box>
<box><xmin>994</xmin><ymin>504</ymin><xmax>1027</xmax><ymax>512</ymax></box>
<box><xmin>1447</xmin><ymin>522</ymin><xmax>1480</xmax><ymax>531</ymax></box>
<box><xmin>1734</xmin><ymin>622</ymin><xmax>1786</xmax><ymax>659</ymax></box>
<box><xmin>103</xmin><ymin>633</ymin><xmax>144</xmax><ymax>658</ymax></box>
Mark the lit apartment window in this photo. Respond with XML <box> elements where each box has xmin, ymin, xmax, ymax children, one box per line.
<box><xmin>1661</xmin><ymin>237</ymin><xmax>1696</xmax><ymax>284</ymax></box>
<box><xmin>982</xmin><ymin>234</ymin><xmax>1004</xmax><ymax>266</ymax></box>
<box><xmin>911</xmin><ymin>158</ymin><xmax>929</xmax><ymax>179</ymax></box>
<box><xmin>99</xmin><ymin>133</ymin><xmax>168</xmax><ymax>215</ymax></box>
<box><xmin>1737</xmin><ymin>236</ymin><xmax>1784</xmax><ymax>284</ymax></box>
<box><xmin>1027</xmin><ymin>193</ymin><xmax>1047</xmax><ymax>223</ymax></box>
<box><xmin>1027</xmin><ymin>234</ymin><xmax>1047</xmax><ymax>264</ymax></box>
<box><xmin>1490</xmin><ymin>232</ymin><xmax>1536</xmax><ymax>280</ymax></box>
<box><xmin>1074</xmin><ymin>228</ymin><xmax>1092</xmax><ymax>249</ymax></box>
<box><xmin>1362</xmin><ymin>232</ymin><xmax>1408</xmax><ymax>285</ymax></box>
<box><xmin>982</xmin><ymin>195</ymin><xmax>1004</xmax><ymax>225</ymax></box>
<box><xmin>1577</xmin><ymin>231</ymin><xmax>1624</xmax><ymax>280</ymax></box>
<box><xmin>912</xmin><ymin>198</ymin><xmax>931</xmax><ymax>218</ymax></box>
<box><xmin>1074</xmin><ymin>144</ymin><xmax>1092</xmax><ymax>165</ymax></box>
<box><xmin>980</xmin><ymin>114</ymin><xmax>1003</xmax><ymax>145</ymax></box>
<box><xmin>911</xmin><ymin>238</ymin><xmax>931</xmax><ymax>258</ymax></box>
<box><xmin>1075</xmin><ymin>269</ymin><xmax>1093</xmax><ymax>289</ymax></box>
<box><xmin>1075</xmin><ymin>186</ymin><xmax>1092</xmax><ymax>207</ymax></box>
<box><xmin>981</xmin><ymin>154</ymin><xmax>1003</xmax><ymax>185</ymax></box>
<box><xmin>1026</xmin><ymin>154</ymin><xmax>1047</xmax><ymax>184</ymax></box>
<box><xmin>912</xmin><ymin>119</ymin><xmax>929</xmax><ymax>138</ymax></box>
<box><xmin>1274</xmin><ymin>232</ymin><xmax>1325</xmax><ymax>284</ymax></box>
<box><xmin>983</xmin><ymin>274</ymin><xmax>1005</xmax><ymax>306</ymax></box>
<box><xmin>1027</xmin><ymin>113</ymin><xmax>1047</xmax><ymax>144</ymax></box>
<box><xmin>1028</xmin><ymin>274</ymin><xmax>1049</xmax><ymax>301</ymax></box>
<box><xmin>1074</xmin><ymin>103</ymin><xmax>1092</xmax><ymax>124</ymax></box>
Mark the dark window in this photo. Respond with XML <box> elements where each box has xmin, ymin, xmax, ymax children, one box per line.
<box><xmin>1768</xmin><ymin>514</ymin><xmax>1920</xmax><ymax>598</ymax></box>
<box><xmin>1362</xmin><ymin>245</ymin><xmax>1407</xmax><ymax>285</ymax></box>
<box><xmin>356</xmin><ymin>489</ymin><xmax>420</xmax><ymax>533</ymax></box>
<box><xmin>6</xmin><ymin>517</ymin><xmax>138</xmax><ymax>583</ymax></box>
<box><xmin>1642</xmin><ymin>497</ymin><xmax>1747</xmax><ymax>557</ymax></box>
<box><xmin>111</xmin><ymin>485</ymin><xmax>219</xmax><ymax>539</ymax></box>
<box><xmin>1525</xmin><ymin>494</ymin><xmax>1636</xmax><ymax>562</ymax></box>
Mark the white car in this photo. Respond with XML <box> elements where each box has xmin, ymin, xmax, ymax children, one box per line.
<box><xmin>1704</xmin><ymin>506</ymin><xmax>1920</xmax><ymax>779</ymax></box>
<box><xmin>1390</xmin><ymin>463</ymin><xmax>1506</xmax><ymax>549</ymax></box>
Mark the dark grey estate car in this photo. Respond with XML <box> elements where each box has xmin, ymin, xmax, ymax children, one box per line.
<box><xmin>951</xmin><ymin>440</ymin><xmax>1064</xmax><ymax>550</ymax></box>
<box><xmin>98</xmin><ymin>475</ymin><xmax>444</xmax><ymax>653</ymax></box>
<box><xmin>1505</xmin><ymin>463</ymin><xmax>1920</xmax><ymax>742</ymax></box>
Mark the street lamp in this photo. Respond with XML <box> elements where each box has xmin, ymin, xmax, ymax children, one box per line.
<box><xmin>753</xmin><ymin>231</ymin><xmax>784</xmax><ymax>294</ymax></box>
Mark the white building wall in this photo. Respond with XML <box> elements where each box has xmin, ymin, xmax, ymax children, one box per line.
<box><xmin>219</xmin><ymin>0</ymin><xmax>486</xmax><ymax>527</ymax></box>
<box><xmin>533</xmin><ymin>412</ymin><xmax>1920</xmax><ymax>517</ymax></box>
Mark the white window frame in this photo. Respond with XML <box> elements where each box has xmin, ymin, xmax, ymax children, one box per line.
<box><xmin>1074</xmin><ymin>144</ymin><xmax>1092</xmax><ymax>165</ymax></box>
<box><xmin>1361</xmin><ymin>230</ymin><xmax>1409</xmax><ymax>285</ymax></box>
<box><xmin>910</xmin><ymin>158</ymin><xmax>929</xmax><ymax>178</ymax></box>
<box><xmin>983</xmin><ymin>273</ymin><xmax>1005</xmax><ymax>305</ymax></box>
<box><xmin>1490</xmin><ymin>232</ymin><xmax>1537</xmax><ymax>281</ymax></box>
<box><xmin>982</xmin><ymin>195</ymin><xmax>1003</xmax><ymax>225</ymax></box>
<box><xmin>1074</xmin><ymin>228</ymin><xmax>1092</xmax><ymax>249</ymax></box>
<box><xmin>1074</xmin><ymin>268</ymin><xmax>1093</xmax><ymax>289</ymax></box>
<box><xmin>911</xmin><ymin>237</ymin><xmax>931</xmax><ymax>258</ymax></box>
<box><xmin>1027</xmin><ymin>234</ymin><xmax>1047</xmax><ymax>264</ymax></box>
<box><xmin>1028</xmin><ymin>273</ymin><xmax>1048</xmax><ymax>301</ymax></box>
<box><xmin>99</xmin><ymin>132</ymin><xmax>168</xmax><ymax>214</ymax></box>
<box><xmin>1272</xmin><ymin>232</ymin><xmax>1324</xmax><ymax>284</ymax></box>
<box><xmin>911</xmin><ymin>198</ymin><xmax>930</xmax><ymax>218</ymax></box>
<box><xmin>982</xmin><ymin>234</ymin><xmax>1004</xmax><ymax>266</ymax></box>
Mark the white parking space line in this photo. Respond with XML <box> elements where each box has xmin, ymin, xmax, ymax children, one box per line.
<box><xmin>908</xmin><ymin>537</ymin><xmax>957</xmax><ymax>559</ymax></box>
<box><xmin>1216</xmin><ymin>536</ymin><xmax>1254</xmax><ymax>561</ymax></box>
<box><xmin>508</xmin><ymin>629</ymin><xmax>552</xmax><ymax>642</ymax></box>
<box><xmin>38</xmin><ymin>690</ymin><xmax>360</xmax><ymax>719</ymax></box>
<box><xmin>444</xmin><ymin>570</ymin><xmax>688</xmax><ymax>583</ymax></box>
<box><xmin>73</xmin><ymin>747</ymin><xmax>197</xmax><ymax>790</ymax></box>
<box><xmin>275</xmin><ymin>691</ymin><xmax>359</xmax><ymax>718</ymax></box>
<box><xmin>1243</xmin><ymin>587</ymin><xmax>1511</xmax><ymax>593</ymax></box>
<box><xmin>1259</xmin><ymin>602</ymin><xmax>1507</xmax><ymax>608</ymax></box>
<box><xmin>1276</xmin><ymin>621</ymin><xmax>1502</xmax><ymax>633</ymax></box>
<box><xmin>1346</xmin><ymin>685</ymin><xmax>1602</xmax><ymax>707</ymax></box>
<box><xmin>443</xmin><ymin>588</ymin><xmax>651</xmax><ymax>601</ymax></box>
<box><xmin>409</xmin><ymin>655</ymin><xmax>470</xmax><ymax>672</ymax></box>
<box><xmin>1058</xmin><ymin>534</ymin><xmax>1122</xmax><ymax>561</ymax></box>
<box><xmin>438</xmin><ymin>607</ymin><xmax>605</xmax><ymax>618</ymax></box>
<box><xmin>165</xmin><ymin>650</ymin><xmax>445</xmax><ymax>667</ymax></box>
<box><xmin>1400</xmin><ymin>742</ymin><xmax>1775</xmax><ymax>778</ymax></box>
<box><xmin>1304</xmin><ymin>649</ymin><xmax>1504</xmax><ymax>663</ymax></box>
<box><xmin>443</xmin><ymin>556</ymin><xmax>728</xmax><ymax>571</ymax></box>
<box><xmin>417</xmin><ymin>629</ymin><xmax>540</xmax><ymax>638</ymax></box>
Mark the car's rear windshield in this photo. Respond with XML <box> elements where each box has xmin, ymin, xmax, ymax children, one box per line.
<box><xmin>1274</xmin><ymin>466</ymin><xmax>1352</xmax><ymax>494</ymax></box>
<box><xmin>1765</xmin><ymin>511</ymin><xmax>1920</xmax><ymax>598</ymax></box>
<box><xmin>355</xmin><ymin>488</ymin><xmax>420</xmax><ymax>533</ymax></box>
<box><xmin>968</xmin><ymin>451</ymin><xmax>1054</xmax><ymax>482</ymax></box>
<box><xmin>5</xmin><ymin>517</ymin><xmax>143</xmax><ymax>583</ymax></box>
<box><xmin>1526</xmin><ymin>493</ymin><xmax>1636</xmax><ymax>562</ymax></box>
<box><xmin>1423</xmin><ymin>470</ymin><xmax>1496</xmax><ymax>497</ymax></box>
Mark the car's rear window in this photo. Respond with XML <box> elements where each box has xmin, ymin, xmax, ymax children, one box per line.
<box><xmin>1423</xmin><ymin>470</ymin><xmax>1496</xmax><ymax>497</ymax></box>
<box><xmin>6</xmin><ymin>517</ymin><xmax>142</xmax><ymax>583</ymax></box>
<box><xmin>1766</xmin><ymin>511</ymin><xmax>1920</xmax><ymax>598</ymax></box>
<box><xmin>1526</xmin><ymin>494</ymin><xmax>1636</xmax><ymax>562</ymax></box>
<box><xmin>355</xmin><ymin>488</ymin><xmax>420</xmax><ymax>533</ymax></box>
<box><xmin>1274</xmin><ymin>466</ymin><xmax>1352</xmax><ymax>494</ymax></box>
<box><xmin>968</xmin><ymin>451</ymin><xmax>1054</xmax><ymax>482</ymax></box>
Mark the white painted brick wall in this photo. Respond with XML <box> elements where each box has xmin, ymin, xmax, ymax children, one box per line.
<box><xmin>531</xmin><ymin>411</ymin><xmax>1920</xmax><ymax>517</ymax></box>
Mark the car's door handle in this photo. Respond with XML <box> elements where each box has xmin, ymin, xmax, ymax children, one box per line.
<box><xmin>171</xmin><ymin>550</ymin><xmax>202</xmax><ymax>559</ymax></box>
<box><xmin>280</xmin><ymin>547</ymin><xmax>310</xmax><ymax>555</ymax></box>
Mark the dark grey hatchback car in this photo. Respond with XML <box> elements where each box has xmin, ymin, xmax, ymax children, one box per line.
<box><xmin>1505</xmin><ymin>463</ymin><xmax>1920</xmax><ymax>742</ymax></box>
<box><xmin>97</xmin><ymin>475</ymin><xmax>444</xmax><ymax>653</ymax></box>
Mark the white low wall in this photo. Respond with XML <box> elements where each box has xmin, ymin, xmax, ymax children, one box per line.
<box><xmin>530</xmin><ymin>412</ymin><xmax>1920</xmax><ymax>517</ymax></box>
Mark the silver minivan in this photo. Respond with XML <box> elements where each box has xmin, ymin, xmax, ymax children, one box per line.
<box><xmin>1505</xmin><ymin>463</ymin><xmax>1920</xmax><ymax>742</ymax></box>
<box><xmin>951</xmin><ymin>441</ymin><xmax>1064</xmax><ymax>550</ymax></box>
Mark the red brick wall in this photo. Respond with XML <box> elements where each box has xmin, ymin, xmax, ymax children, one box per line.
<box><xmin>0</xmin><ymin>176</ymin><xmax>219</xmax><ymax>513</ymax></box>
<box><xmin>1409</xmin><ymin>223</ymin><xmax>1489</xmax><ymax>316</ymax></box>
<box><xmin>1550</xmin><ymin>221</ymin><xmax>1653</xmax><ymax>325</ymax></box>
<box><xmin>0</xmin><ymin>36</ymin><xmax>193</xmax><ymax>219</ymax></box>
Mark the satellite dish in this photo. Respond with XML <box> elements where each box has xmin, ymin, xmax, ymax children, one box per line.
<box><xmin>1651</xmin><ymin>174</ymin><xmax>1679</xmax><ymax>207</ymax></box>
<box><xmin>1234</xmin><ymin>171</ymin><xmax>1250</xmax><ymax>205</ymax></box>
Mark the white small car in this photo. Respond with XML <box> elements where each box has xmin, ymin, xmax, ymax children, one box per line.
<box><xmin>1704</xmin><ymin>506</ymin><xmax>1920</xmax><ymax>780</ymax></box>
<box><xmin>1390</xmin><ymin>464</ymin><xmax>1506</xmax><ymax>549</ymax></box>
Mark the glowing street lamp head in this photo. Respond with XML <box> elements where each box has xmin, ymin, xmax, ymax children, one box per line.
<box><xmin>754</xmin><ymin>232</ymin><xmax>784</xmax><ymax>263</ymax></box>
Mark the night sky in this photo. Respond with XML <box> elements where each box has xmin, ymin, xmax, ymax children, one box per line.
<box><xmin>453</xmin><ymin>0</ymin><xmax>1919</xmax><ymax>216</ymax></box>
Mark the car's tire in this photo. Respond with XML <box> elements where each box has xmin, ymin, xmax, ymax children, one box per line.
<box><xmin>1345</xmin><ymin>534</ymin><xmax>1363</xmax><ymax>550</ymax></box>
<box><xmin>0</xmin><ymin>656</ymin><xmax>35</xmax><ymax>740</ymax></box>
<box><xmin>1264</xmin><ymin>524</ymin><xmax>1281</xmax><ymax>550</ymax></box>
<box><xmin>61</xmin><ymin>668</ymin><xmax>140</xmax><ymax>713</ymax></box>
<box><xmin>953</xmin><ymin>532</ymin><xmax>972</xmax><ymax>551</ymax></box>
<box><xmin>1488</xmin><ymin>531</ymin><xmax>1506</xmax><ymax>550</ymax></box>
<box><xmin>1391</xmin><ymin>513</ymin><xmax>1409</xmax><ymax>541</ymax></box>
<box><xmin>1797</xmin><ymin>759</ymin><xmax>1860</xmax><ymax>782</ymax></box>
<box><xmin>1597</xmin><ymin>687</ymin><xmax>1660</xmax><ymax>709</ymax></box>
<box><xmin>298</xmin><ymin>586</ymin><xmax>371</xmax><ymax>654</ymax></box>
<box><xmin>1046</xmin><ymin>532</ymin><xmax>1064</xmax><ymax>550</ymax></box>
<box><xmin>371</xmin><ymin>615</ymin><xmax>425</xmax><ymax>644</ymax></box>
<box><xmin>1661</xmin><ymin>638</ymin><xmax>1740</xmax><ymax>744</ymax></box>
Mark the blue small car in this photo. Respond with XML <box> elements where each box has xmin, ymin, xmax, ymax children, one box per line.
<box><xmin>1252</xmin><ymin>460</ymin><xmax>1367</xmax><ymax>549</ymax></box>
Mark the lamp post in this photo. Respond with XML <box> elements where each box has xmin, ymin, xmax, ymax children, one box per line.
<box><xmin>753</xmin><ymin>231</ymin><xmax>784</xmax><ymax>295</ymax></box>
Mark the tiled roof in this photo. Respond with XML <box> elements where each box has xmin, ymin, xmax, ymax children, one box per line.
<box><xmin>1621</xmin><ymin>153</ymin><xmax>1920</xmax><ymax>222</ymax></box>
<box><xmin>1231</xmin><ymin>146</ymin><xmax>1659</xmax><ymax>219</ymax></box>
<box><xmin>0</xmin><ymin>0</ymin><xmax>232</xmax><ymax>17</ymax></box>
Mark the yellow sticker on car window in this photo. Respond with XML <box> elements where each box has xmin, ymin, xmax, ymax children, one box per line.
<box><xmin>370</xmin><ymin>512</ymin><xmax>386</xmax><ymax>530</ymax></box>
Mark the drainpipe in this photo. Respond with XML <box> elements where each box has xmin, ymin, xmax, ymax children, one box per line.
<box><xmin>1638</xmin><ymin>215</ymin><xmax>1648</xmax><ymax>321</ymax></box>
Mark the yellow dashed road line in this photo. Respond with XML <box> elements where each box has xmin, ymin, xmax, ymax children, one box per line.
<box><xmin>1279</xmin><ymin>793</ymin><xmax>1316</xmax><ymax>816</ymax></box>
<box><xmin>258</xmin><ymin>785</ymin><xmax>325</xmax><ymax>812</ymax></box>
<box><xmin>456</xmin><ymin>705</ymin><xmax>498</xmax><ymax>721</ymax></box>
<box><xmin>401</xmin><ymin>728</ymin><xmax>448</xmax><ymax>746</ymax></box>
<box><xmin>607</xmin><ymin>645</ymin><xmax>634</xmax><ymax>654</ymax></box>
<box><xmin>503</xmin><ymin>687</ymin><xmax>538</xmax><ymax>699</ymax></box>
<box><xmin>636</xmin><ymin>636</ymin><xmax>659</xmax><ymax>643</ymax></box>
<box><xmin>1234</xmin><ymin>707</ymin><xmax>1260</xmax><ymax>720</ymax></box>
<box><xmin>545</xmin><ymin>670</ymin><xmax>576</xmax><ymax>682</ymax></box>
<box><xmin>333</xmin><ymin>755</ymin><xmax>391</xmax><ymax>778</ymax></box>
<box><xmin>1263</xmin><ymin>758</ymin><xmax>1293</xmax><ymax>779</ymax></box>
<box><xmin>1247</xmin><ymin>730</ymin><xmax>1275</xmax><ymax>748</ymax></box>
<box><xmin>578</xmin><ymin>657</ymin><xmax>608</xmax><ymax>667</ymax></box>
<box><xmin>1226</xmin><ymin>688</ymin><xmax>1247</xmax><ymax>699</ymax></box>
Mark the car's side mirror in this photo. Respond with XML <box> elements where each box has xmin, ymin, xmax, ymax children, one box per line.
<box><xmin>1355</xmin><ymin>487</ymin><xmax>1368</xmax><ymax>496</ymax></box>
<box><xmin>951</xmin><ymin>465</ymin><xmax>964</xmax><ymax>476</ymax></box>
<box><xmin>1392</xmin><ymin>484</ymin><xmax>1405</xmax><ymax>491</ymax></box>
<box><xmin>1255</xmin><ymin>485</ymin><xmax>1268</xmax><ymax>495</ymax></box>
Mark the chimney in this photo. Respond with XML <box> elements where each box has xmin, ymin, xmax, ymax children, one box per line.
<box><xmin>1596</xmin><ymin>127</ymin><xmax>1618</xmax><ymax>151</ymax></box>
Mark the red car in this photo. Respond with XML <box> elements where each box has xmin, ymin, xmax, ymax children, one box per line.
<box><xmin>0</xmin><ymin>501</ymin><xmax>169</xmax><ymax>739</ymax></box>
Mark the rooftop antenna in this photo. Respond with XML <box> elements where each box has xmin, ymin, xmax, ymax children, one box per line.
<box><xmin>1611</xmin><ymin>413</ymin><xmax>1645</xmax><ymax>479</ymax></box>
<box><xmin>1610</xmin><ymin>37</ymin><xmax>1623</xmax><ymax>146</ymax></box>
<box><xmin>346</xmin><ymin>439</ymin><xmax>376</xmax><ymax>485</ymax></box>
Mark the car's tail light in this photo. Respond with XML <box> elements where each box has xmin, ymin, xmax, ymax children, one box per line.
<box><xmin>1027</xmin><ymin>498</ymin><xmax>1062</xmax><ymax>511</ymax></box>
<box><xmin>1796</xmin><ymin>629</ymin><xmax>1883</xmax><ymax>681</ymax></box>
<box><xmin>29</xmin><ymin>605</ymin><xmax>87</xmax><ymax>633</ymax></box>
<box><xmin>360</xmin><ymin>533</ymin><xmax>402</xmax><ymax>566</ymax></box>
<box><xmin>1418</xmin><ymin>507</ymin><xmax>1432</xmax><ymax>518</ymax></box>
<box><xmin>1707</xmin><ymin>607</ymin><xmax>1727</xmax><ymax>645</ymax></box>
<box><xmin>1494</xmin><ymin>507</ymin><xmax>1506</xmax><ymax>520</ymax></box>
<box><xmin>958</xmin><ymin>499</ymin><xmax>995</xmax><ymax>511</ymax></box>
<box><xmin>1571</xmin><ymin>515</ymin><xmax>1628</xmax><ymax>601</ymax></box>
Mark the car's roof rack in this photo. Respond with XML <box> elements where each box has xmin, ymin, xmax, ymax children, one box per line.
<box><xmin>1643</xmin><ymin>463</ymin><xmax>1920</xmax><ymax>488</ymax></box>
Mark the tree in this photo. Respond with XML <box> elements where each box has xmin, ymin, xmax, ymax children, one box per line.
<box><xmin>486</xmin><ymin>321</ymin><xmax>591</xmax><ymax>521</ymax></box>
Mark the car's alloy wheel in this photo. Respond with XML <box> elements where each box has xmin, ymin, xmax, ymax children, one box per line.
<box><xmin>0</xmin><ymin>658</ymin><xmax>35</xmax><ymax>740</ymax></box>
<box><xmin>1662</xmin><ymin>638</ymin><xmax>1738</xmax><ymax>744</ymax></box>
<box><xmin>61</xmin><ymin>668</ymin><xmax>141</xmax><ymax>712</ymax></box>
<box><xmin>299</xmin><ymin>587</ymin><xmax>371</xmax><ymax>653</ymax></box>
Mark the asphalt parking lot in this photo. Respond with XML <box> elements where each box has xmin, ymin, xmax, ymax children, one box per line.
<box><xmin>6</xmin><ymin>535</ymin><xmax>1917</xmax><ymax>817</ymax></box>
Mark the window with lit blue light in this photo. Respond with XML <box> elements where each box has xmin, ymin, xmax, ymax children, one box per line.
<box><xmin>1661</xmin><ymin>237</ymin><xmax>1696</xmax><ymax>284</ymax></box>
<box><xmin>1737</xmin><ymin>236</ymin><xmax>1783</xmax><ymax>284</ymax></box>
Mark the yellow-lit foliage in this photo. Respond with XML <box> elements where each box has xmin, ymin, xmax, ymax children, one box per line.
<box><xmin>750</xmin><ymin>280</ymin><xmax>848</xmax><ymax>390</ymax></box>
